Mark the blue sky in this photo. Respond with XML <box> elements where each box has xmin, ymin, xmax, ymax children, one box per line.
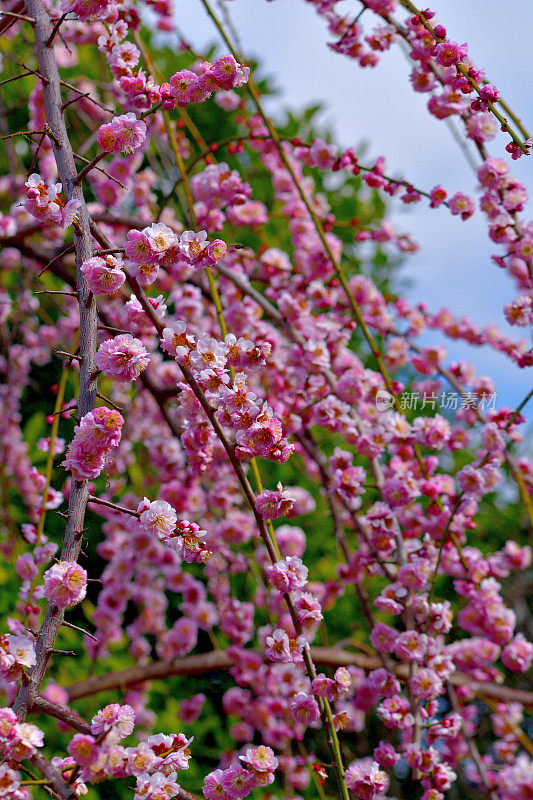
<box><xmin>177</xmin><ymin>0</ymin><xmax>533</xmax><ymax>412</ymax></box>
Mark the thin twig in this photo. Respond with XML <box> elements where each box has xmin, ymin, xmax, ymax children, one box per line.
<box><xmin>62</xmin><ymin>619</ymin><xmax>98</xmax><ymax>642</ymax></box>
<box><xmin>46</xmin><ymin>12</ymin><xmax>67</xmax><ymax>46</ymax></box>
<box><xmin>87</xmin><ymin>495</ymin><xmax>140</xmax><ymax>517</ymax></box>
<box><xmin>0</xmin><ymin>70</ymin><xmax>33</xmax><ymax>87</ymax></box>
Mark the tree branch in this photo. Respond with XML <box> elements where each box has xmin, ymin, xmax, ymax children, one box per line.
<box><xmin>13</xmin><ymin>0</ymin><xmax>97</xmax><ymax>723</ymax></box>
<box><xmin>64</xmin><ymin>646</ymin><xmax>533</xmax><ymax>708</ymax></box>
<box><xmin>29</xmin><ymin>752</ymin><xmax>77</xmax><ymax>800</ymax></box>
<box><xmin>31</xmin><ymin>696</ymin><xmax>92</xmax><ymax>734</ymax></box>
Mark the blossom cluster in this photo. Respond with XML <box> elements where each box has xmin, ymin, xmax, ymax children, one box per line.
<box><xmin>63</xmin><ymin>407</ymin><xmax>124</xmax><ymax>480</ymax></box>
<box><xmin>97</xmin><ymin>113</ymin><xmax>147</xmax><ymax>156</ymax></box>
<box><xmin>159</xmin><ymin>321</ymin><xmax>293</xmax><ymax>468</ymax></box>
<box><xmin>0</xmin><ymin>706</ymin><xmax>43</xmax><ymax>761</ymax></box>
<box><xmin>0</xmin><ymin>634</ymin><xmax>36</xmax><ymax>683</ymax></box>
<box><xmin>167</xmin><ymin>56</ymin><xmax>250</xmax><ymax>107</ymax></box>
<box><xmin>137</xmin><ymin>497</ymin><xmax>212</xmax><ymax>563</ymax></box>
<box><xmin>203</xmin><ymin>745</ymin><xmax>278</xmax><ymax>800</ymax></box>
<box><xmin>96</xmin><ymin>8</ymin><xmax>249</xmax><ymax>114</ymax></box>
<box><xmin>24</xmin><ymin>174</ymin><xmax>80</xmax><ymax>228</ymax></box>
<box><xmin>124</xmin><ymin>224</ymin><xmax>228</xmax><ymax>286</ymax></box>
<box><xmin>58</xmin><ymin>703</ymin><xmax>192</xmax><ymax>798</ymax></box>
<box><xmin>81</xmin><ymin>254</ymin><xmax>126</xmax><ymax>296</ymax></box>
<box><xmin>190</xmin><ymin>162</ymin><xmax>267</xmax><ymax>232</ymax></box>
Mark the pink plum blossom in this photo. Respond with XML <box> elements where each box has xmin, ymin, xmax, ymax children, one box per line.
<box><xmin>43</xmin><ymin>561</ymin><xmax>87</xmax><ymax>608</ymax></box>
<box><xmin>96</xmin><ymin>334</ymin><xmax>149</xmax><ymax>382</ymax></box>
<box><xmin>97</xmin><ymin>113</ymin><xmax>147</xmax><ymax>155</ymax></box>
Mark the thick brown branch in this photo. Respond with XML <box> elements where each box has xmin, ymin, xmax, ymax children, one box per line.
<box><xmin>65</xmin><ymin>647</ymin><xmax>533</xmax><ymax>708</ymax></box>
